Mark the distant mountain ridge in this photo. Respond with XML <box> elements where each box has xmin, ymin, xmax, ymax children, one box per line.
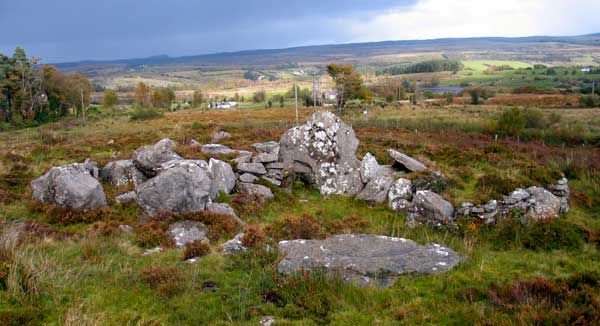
<box><xmin>53</xmin><ymin>33</ymin><xmax>600</xmax><ymax>74</ymax></box>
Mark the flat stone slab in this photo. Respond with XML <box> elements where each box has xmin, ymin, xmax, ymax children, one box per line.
<box><xmin>278</xmin><ymin>234</ymin><xmax>460</xmax><ymax>287</ymax></box>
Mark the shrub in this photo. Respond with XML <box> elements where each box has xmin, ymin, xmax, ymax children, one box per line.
<box><xmin>134</xmin><ymin>222</ymin><xmax>170</xmax><ymax>248</ymax></box>
<box><xmin>140</xmin><ymin>266</ymin><xmax>185</xmax><ymax>297</ymax></box>
<box><xmin>495</xmin><ymin>107</ymin><xmax>525</xmax><ymax>137</ymax></box>
<box><xmin>241</xmin><ymin>224</ymin><xmax>266</xmax><ymax>248</ymax></box>
<box><xmin>522</xmin><ymin>108</ymin><xmax>546</xmax><ymax>129</ymax></box>
<box><xmin>520</xmin><ymin>219</ymin><xmax>584</xmax><ymax>251</ymax></box>
<box><xmin>129</xmin><ymin>107</ymin><xmax>163</xmax><ymax>121</ymax></box>
<box><xmin>488</xmin><ymin>218</ymin><xmax>584</xmax><ymax>251</ymax></box>
<box><xmin>266</xmin><ymin>214</ymin><xmax>325</xmax><ymax>241</ymax></box>
<box><xmin>149</xmin><ymin>211</ymin><xmax>239</xmax><ymax>242</ymax></box>
<box><xmin>182</xmin><ymin>240</ymin><xmax>210</xmax><ymax>260</ymax></box>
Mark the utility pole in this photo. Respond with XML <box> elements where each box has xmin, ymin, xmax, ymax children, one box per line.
<box><xmin>593</xmin><ymin>80</ymin><xmax>596</xmax><ymax>97</ymax></box>
<box><xmin>294</xmin><ymin>83</ymin><xmax>299</xmax><ymax>125</ymax></box>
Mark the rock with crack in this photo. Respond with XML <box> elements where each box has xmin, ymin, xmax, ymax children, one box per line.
<box><xmin>388</xmin><ymin>178</ymin><xmax>413</xmax><ymax>212</ymax></box>
<box><xmin>222</xmin><ymin>233</ymin><xmax>248</xmax><ymax>255</ymax></box>
<box><xmin>208</xmin><ymin>158</ymin><xmax>236</xmax><ymax>199</ymax></box>
<box><xmin>236</xmin><ymin>183</ymin><xmax>274</xmax><ymax>203</ymax></box>
<box><xmin>277</xmin><ymin>234</ymin><xmax>460</xmax><ymax>287</ymax></box>
<box><xmin>410</xmin><ymin>190</ymin><xmax>455</xmax><ymax>226</ymax></box>
<box><xmin>523</xmin><ymin>186</ymin><xmax>563</xmax><ymax>222</ymax></box>
<box><xmin>101</xmin><ymin>159</ymin><xmax>147</xmax><ymax>189</ymax></box>
<box><xmin>387</xmin><ymin>149</ymin><xmax>427</xmax><ymax>173</ymax></box>
<box><xmin>238</xmin><ymin>163</ymin><xmax>267</xmax><ymax>175</ymax></box>
<box><xmin>357</xmin><ymin>175</ymin><xmax>395</xmax><ymax>204</ymax></box>
<box><xmin>168</xmin><ymin>220</ymin><xmax>209</xmax><ymax>248</ymax></box>
<box><xmin>132</xmin><ymin>138</ymin><xmax>182</xmax><ymax>178</ymax></box>
<box><xmin>31</xmin><ymin>160</ymin><xmax>107</xmax><ymax>211</ymax></box>
<box><xmin>136</xmin><ymin>160</ymin><xmax>212</xmax><ymax>216</ymax></box>
<box><xmin>279</xmin><ymin>112</ymin><xmax>364</xmax><ymax>196</ymax></box>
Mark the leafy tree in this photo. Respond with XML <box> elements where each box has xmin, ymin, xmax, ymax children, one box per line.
<box><xmin>193</xmin><ymin>89</ymin><xmax>204</xmax><ymax>107</ymax></box>
<box><xmin>102</xmin><ymin>89</ymin><xmax>119</xmax><ymax>112</ymax></box>
<box><xmin>327</xmin><ymin>63</ymin><xmax>371</xmax><ymax>108</ymax></box>
<box><xmin>382</xmin><ymin>60</ymin><xmax>463</xmax><ymax>75</ymax></box>
<box><xmin>253</xmin><ymin>90</ymin><xmax>266</xmax><ymax>103</ymax></box>
<box><xmin>151</xmin><ymin>87</ymin><xmax>176</xmax><ymax>109</ymax></box>
<box><xmin>133</xmin><ymin>82</ymin><xmax>151</xmax><ymax>108</ymax></box>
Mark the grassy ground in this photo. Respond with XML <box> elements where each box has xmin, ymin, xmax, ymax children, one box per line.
<box><xmin>1</xmin><ymin>104</ymin><xmax>600</xmax><ymax>325</ymax></box>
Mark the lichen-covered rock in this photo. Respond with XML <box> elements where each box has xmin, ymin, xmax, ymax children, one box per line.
<box><xmin>136</xmin><ymin>160</ymin><xmax>212</xmax><ymax>216</ymax></box>
<box><xmin>277</xmin><ymin>234</ymin><xmax>460</xmax><ymax>287</ymax></box>
<box><xmin>101</xmin><ymin>159</ymin><xmax>147</xmax><ymax>188</ymax></box>
<box><xmin>357</xmin><ymin>175</ymin><xmax>395</xmax><ymax>204</ymax></box>
<box><xmin>236</xmin><ymin>183</ymin><xmax>274</xmax><ymax>203</ymax></box>
<box><xmin>208</xmin><ymin>158</ymin><xmax>236</xmax><ymax>199</ymax></box>
<box><xmin>132</xmin><ymin>138</ymin><xmax>182</xmax><ymax>178</ymax></box>
<box><xmin>411</xmin><ymin>190</ymin><xmax>454</xmax><ymax>225</ymax></box>
<box><xmin>524</xmin><ymin>186</ymin><xmax>562</xmax><ymax>222</ymax></box>
<box><xmin>279</xmin><ymin>112</ymin><xmax>363</xmax><ymax>196</ymax></box>
<box><xmin>387</xmin><ymin>149</ymin><xmax>427</xmax><ymax>173</ymax></box>
<box><xmin>222</xmin><ymin>233</ymin><xmax>248</xmax><ymax>255</ymax></box>
<box><xmin>168</xmin><ymin>220</ymin><xmax>209</xmax><ymax>247</ymax></box>
<box><xmin>388</xmin><ymin>178</ymin><xmax>413</xmax><ymax>211</ymax></box>
<box><xmin>360</xmin><ymin>152</ymin><xmax>383</xmax><ymax>183</ymax></box>
<box><xmin>31</xmin><ymin>160</ymin><xmax>107</xmax><ymax>211</ymax></box>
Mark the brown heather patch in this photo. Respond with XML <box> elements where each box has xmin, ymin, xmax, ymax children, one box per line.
<box><xmin>240</xmin><ymin>224</ymin><xmax>266</xmax><ymax>248</ymax></box>
<box><xmin>148</xmin><ymin>210</ymin><xmax>240</xmax><ymax>242</ymax></box>
<box><xmin>266</xmin><ymin>214</ymin><xmax>371</xmax><ymax>242</ymax></box>
<box><xmin>182</xmin><ymin>240</ymin><xmax>211</xmax><ymax>260</ymax></box>
<box><xmin>140</xmin><ymin>266</ymin><xmax>186</xmax><ymax>298</ymax></box>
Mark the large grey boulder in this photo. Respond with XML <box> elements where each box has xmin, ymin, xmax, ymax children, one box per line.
<box><xmin>411</xmin><ymin>190</ymin><xmax>454</xmax><ymax>225</ymax></box>
<box><xmin>279</xmin><ymin>112</ymin><xmax>363</xmax><ymax>196</ymax></box>
<box><xmin>208</xmin><ymin>158</ymin><xmax>236</xmax><ymax>199</ymax></box>
<box><xmin>236</xmin><ymin>183</ymin><xmax>274</xmax><ymax>203</ymax></box>
<box><xmin>388</xmin><ymin>178</ymin><xmax>413</xmax><ymax>212</ymax></box>
<box><xmin>387</xmin><ymin>149</ymin><xmax>427</xmax><ymax>173</ymax></box>
<box><xmin>101</xmin><ymin>159</ymin><xmax>147</xmax><ymax>189</ymax></box>
<box><xmin>136</xmin><ymin>160</ymin><xmax>212</xmax><ymax>216</ymax></box>
<box><xmin>31</xmin><ymin>160</ymin><xmax>107</xmax><ymax>211</ymax></box>
<box><xmin>132</xmin><ymin>138</ymin><xmax>182</xmax><ymax>178</ymax></box>
<box><xmin>168</xmin><ymin>220</ymin><xmax>209</xmax><ymax>247</ymax></box>
<box><xmin>356</xmin><ymin>175</ymin><xmax>395</xmax><ymax>204</ymax></box>
<box><xmin>278</xmin><ymin>234</ymin><xmax>460</xmax><ymax>287</ymax></box>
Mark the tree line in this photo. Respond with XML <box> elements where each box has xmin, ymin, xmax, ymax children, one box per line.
<box><xmin>0</xmin><ymin>47</ymin><xmax>92</xmax><ymax>129</ymax></box>
<box><xmin>381</xmin><ymin>60</ymin><xmax>463</xmax><ymax>75</ymax></box>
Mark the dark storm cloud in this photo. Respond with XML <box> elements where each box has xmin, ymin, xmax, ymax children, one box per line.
<box><xmin>0</xmin><ymin>0</ymin><xmax>415</xmax><ymax>62</ymax></box>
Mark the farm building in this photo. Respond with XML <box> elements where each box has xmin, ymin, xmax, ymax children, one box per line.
<box><xmin>209</xmin><ymin>101</ymin><xmax>238</xmax><ymax>109</ymax></box>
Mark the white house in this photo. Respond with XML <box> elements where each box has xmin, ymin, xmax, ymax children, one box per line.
<box><xmin>581</xmin><ymin>68</ymin><xmax>592</xmax><ymax>73</ymax></box>
<box><xmin>210</xmin><ymin>101</ymin><xmax>238</xmax><ymax>109</ymax></box>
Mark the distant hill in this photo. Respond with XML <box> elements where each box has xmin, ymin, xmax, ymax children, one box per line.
<box><xmin>54</xmin><ymin>34</ymin><xmax>600</xmax><ymax>77</ymax></box>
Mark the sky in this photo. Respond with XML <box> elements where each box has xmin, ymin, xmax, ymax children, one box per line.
<box><xmin>1</xmin><ymin>0</ymin><xmax>600</xmax><ymax>63</ymax></box>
